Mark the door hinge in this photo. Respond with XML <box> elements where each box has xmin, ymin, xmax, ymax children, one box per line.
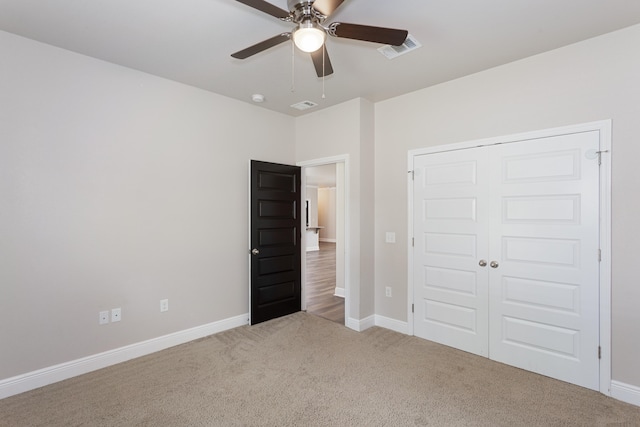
<box><xmin>598</xmin><ymin>249</ymin><xmax>602</xmax><ymax>262</ymax></box>
<box><xmin>597</xmin><ymin>150</ymin><xmax>609</xmax><ymax>166</ymax></box>
<box><xmin>598</xmin><ymin>346</ymin><xmax>601</xmax><ymax>359</ymax></box>
<box><xmin>412</xmin><ymin>237</ymin><xmax>414</xmax><ymax>247</ymax></box>
<box><xmin>412</xmin><ymin>303</ymin><xmax>414</xmax><ymax>313</ymax></box>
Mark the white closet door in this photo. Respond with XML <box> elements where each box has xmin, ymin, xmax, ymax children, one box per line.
<box><xmin>413</xmin><ymin>147</ymin><xmax>490</xmax><ymax>357</ymax></box>
<box><xmin>487</xmin><ymin>131</ymin><xmax>600</xmax><ymax>390</ymax></box>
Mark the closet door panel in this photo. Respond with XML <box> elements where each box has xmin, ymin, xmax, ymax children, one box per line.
<box><xmin>413</xmin><ymin>147</ymin><xmax>490</xmax><ymax>357</ymax></box>
<box><xmin>487</xmin><ymin>131</ymin><xmax>600</xmax><ymax>390</ymax></box>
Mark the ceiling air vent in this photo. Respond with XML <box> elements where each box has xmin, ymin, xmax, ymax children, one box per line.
<box><xmin>290</xmin><ymin>100</ymin><xmax>318</xmax><ymax>111</ymax></box>
<box><xmin>377</xmin><ymin>34</ymin><xmax>422</xmax><ymax>60</ymax></box>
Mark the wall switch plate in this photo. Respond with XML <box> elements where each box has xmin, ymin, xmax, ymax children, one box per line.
<box><xmin>111</xmin><ymin>308</ymin><xmax>121</xmax><ymax>322</ymax></box>
<box><xmin>385</xmin><ymin>232</ymin><xmax>396</xmax><ymax>243</ymax></box>
<box><xmin>99</xmin><ymin>310</ymin><xmax>109</xmax><ymax>325</ymax></box>
<box><xmin>385</xmin><ymin>286</ymin><xmax>392</xmax><ymax>297</ymax></box>
<box><xmin>160</xmin><ymin>299</ymin><xmax>169</xmax><ymax>312</ymax></box>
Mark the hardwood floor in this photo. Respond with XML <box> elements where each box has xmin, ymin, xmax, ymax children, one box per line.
<box><xmin>306</xmin><ymin>241</ymin><xmax>344</xmax><ymax>324</ymax></box>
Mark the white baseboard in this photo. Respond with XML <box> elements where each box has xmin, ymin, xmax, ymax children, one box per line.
<box><xmin>348</xmin><ymin>315</ymin><xmax>410</xmax><ymax>333</ymax></box>
<box><xmin>375</xmin><ymin>315</ymin><xmax>410</xmax><ymax>334</ymax></box>
<box><xmin>347</xmin><ymin>315</ymin><xmax>375</xmax><ymax>332</ymax></box>
<box><xmin>611</xmin><ymin>380</ymin><xmax>640</xmax><ymax>407</ymax></box>
<box><xmin>319</xmin><ymin>238</ymin><xmax>337</xmax><ymax>243</ymax></box>
<box><xmin>334</xmin><ymin>287</ymin><xmax>345</xmax><ymax>298</ymax></box>
<box><xmin>0</xmin><ymin>313</ymin><xmax>249</xmax><ymax>400</ymax></box>
<box><xmin>306</xmin><ymin>246</ymin><xmax>320</xmax><ymax>252</ymax></box>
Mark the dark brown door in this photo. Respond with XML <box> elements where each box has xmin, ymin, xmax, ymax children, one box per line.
<box><xmin>250</xmin><ymin>160</ymin><xmax>301</xmax><ymax>325</ymax></box>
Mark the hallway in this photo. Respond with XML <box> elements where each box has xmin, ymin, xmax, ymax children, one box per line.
<box><xmin>306</xmin><ymin>242</ymin><xmax>344</xmax><ymax>324</ymax></box>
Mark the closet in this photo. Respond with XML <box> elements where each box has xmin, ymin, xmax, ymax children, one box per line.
<box><xmin>412</xmin><ymin>129</ymin><xmax>602</xmax><ymax>390</ymax></box>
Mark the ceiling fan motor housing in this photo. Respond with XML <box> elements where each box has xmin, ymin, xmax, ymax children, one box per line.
<box><xmin>288</xmin><ymin>0</ymin><xmax>326</xmax><ymax>23</ymax></box>
<box><xmin>232</xmin><ymin>0</ymin><xmax>408</xmax><ymax>77</ymax></box>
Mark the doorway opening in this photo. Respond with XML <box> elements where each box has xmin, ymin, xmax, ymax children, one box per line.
<box><xmin>299</xmin><ymin>156</ymin><xmax>349</xmax><ymax>326</ymax></box>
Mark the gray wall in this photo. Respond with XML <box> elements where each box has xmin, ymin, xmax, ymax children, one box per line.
<box><xmin>0</xmin><ymin>30</ymin><xmax>295</xmax><ymax>379</ymax></box>
<box><xmin>295</xmin><ymin>98</ymin><xmax>376</xmax><ymax>324</ymax></box>
<box><xmin>318</xmin><ymin>187</ymin><xmax>336</xmax><ymax>241</ymax></box>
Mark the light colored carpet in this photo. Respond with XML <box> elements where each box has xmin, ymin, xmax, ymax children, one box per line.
<box><xmin>1</xmin><ymin>312</ymin><xmax>639</xmax><ymax>426</ymax></box>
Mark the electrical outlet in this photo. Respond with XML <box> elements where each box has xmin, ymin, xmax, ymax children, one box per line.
<box><xmin>160</xmin><ymin>299</ymin><xmax>169</xmax><ymax>312</ymax></box>
<box><xmin>111</xmin><ymin>308</ymin><xmax>122</xmax><ymax>322</ymax></box>
<box><xmin>99</xmin><ymin>310</ymin><xmax>109</xmax><ymax>325</ymax></box>
<box><xmin>385</xmin><ymin>287</ymin><xmax>392</xmax><ymax>297</ymax></box>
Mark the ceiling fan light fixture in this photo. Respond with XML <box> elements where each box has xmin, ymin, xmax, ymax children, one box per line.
<box><xmin>292</xmin><ymin>20</ymin><xmax>326</xmax><ymax>53</ymax></box>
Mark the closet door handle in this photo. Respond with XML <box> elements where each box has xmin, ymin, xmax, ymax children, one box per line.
<box><xmin>478</xmin><ymin>260</ymin><xmax>487</xmax><ymax>267</ymax></box>
<box><xmin>490</xmin><ymin>261</ymin><xmax>499</xmax><ymax>268</ymax></box>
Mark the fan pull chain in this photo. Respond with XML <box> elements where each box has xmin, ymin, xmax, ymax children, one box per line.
<box><xmin>291</xmin><ymin>39</ymin><xmax>295</xmax><ymax>92</ymax></box>
<box><xmin>321</xmin><ymin>44</ymin><xmax>326</xmax><ymax>99</ymax></box>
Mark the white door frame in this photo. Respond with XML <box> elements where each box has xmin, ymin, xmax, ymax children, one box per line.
<box><xmin>298</xmin><ymin>154</ymin><xmax>350</xmax><ymax>326</ymax></box>
<box><xmin>407</xmin><ymin>120</ymin><xmax>612</xmax><ymax>395</ymax></box>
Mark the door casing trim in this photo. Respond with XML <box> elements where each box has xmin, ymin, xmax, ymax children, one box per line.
<box><xmin>406</xmin><ymin>120</ymin><xmax>612</xmax><ymax>395</ymax></box>
<box><xmin>298</xmin><ymin>155</ymin><xmax>350</xmax><ymax>328</ymax></box>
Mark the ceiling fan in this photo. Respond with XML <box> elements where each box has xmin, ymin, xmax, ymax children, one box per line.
<box><xmin>231</xmin><ymin>0</ymin><xmax>409</xmax><ymax>77</ymax></box>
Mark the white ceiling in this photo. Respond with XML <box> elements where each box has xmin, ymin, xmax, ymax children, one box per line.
<box><xmin>2</xmin><ymin>0</ymin><xmax>640</xmax><ymax>117</ymax></box>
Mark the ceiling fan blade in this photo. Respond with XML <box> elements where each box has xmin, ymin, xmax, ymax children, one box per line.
<box><xmin>312</xmin><ymin>0</ymin><xmax>345</xmax><ymax>17</ymax></box>
<box><xmin>231</xmin><ymin>33</ymin><xmax>291</xmax><ymax>59</ymax></box>
<box><xmin>310</xmin><ymin>46</ymin><xmax>334</xmax><ymax>77</ymax></box>
<box><xmin>328</xmin><ymin>22</ymin><xmax>408</xmax><ymax>46</ymax></box>
<box><xmin>235</xmin><ymin>0</ymin><xmax>290</xmax><ymax>19</ymax></box>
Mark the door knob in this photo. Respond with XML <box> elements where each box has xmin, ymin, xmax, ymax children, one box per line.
<box><xmin>251</xmin><ymin>248</ymin><xmax>259</xmax><ymax>256</ymax></box>
<box><xmin>490</xmin><ymin>261</ymin><xmax>499</xmax><ymax>268</ymax></box>
<box><xmin>478</xmin><ymin>260</ymin><xmax>487</xmax><ymax>267</ymax></box>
